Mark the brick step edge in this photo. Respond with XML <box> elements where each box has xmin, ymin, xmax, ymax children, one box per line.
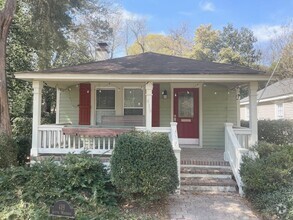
<box><xmin>181</xmin><ymin>177</ymin><xmax>237</xmax><ymax>187</ymax></box>
<box><xmin>181</xmin><ymin>167</ymin><xmax>232</xmax><ymax>175</ymax></box>
<box><xmin>181</xmin><ymin>160</ymin><xmax>230</xmax><ymax>166</ymax></box>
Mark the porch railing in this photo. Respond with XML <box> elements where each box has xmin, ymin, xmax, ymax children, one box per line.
<box><xmin>38</xmin><ymin>125</ymin><xmax>119</xmax><ymax>155</ymax></box>
<box><xmin>224</xmin><ymin>123</ymin><xmax>250</xmax><ymax>196</ymax></box>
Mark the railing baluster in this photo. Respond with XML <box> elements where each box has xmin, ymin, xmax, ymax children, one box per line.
<box><xmin>103</xmin><ymin>138</ymin><xmax>106</xmax><ymax>150</ymax></box>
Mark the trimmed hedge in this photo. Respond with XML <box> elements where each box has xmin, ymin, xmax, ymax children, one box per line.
<box><xmin>111</xmin><ymin>131</ymin><xmax>178</xmax><ymax>203</ymax></box>
<box><xmin>0</xmin><ymin>153</ymin><xmax>117</xmax><ymax>219</ymax></box>
<box><xmin>241</xmin><ymin>119</ymin><xmax>293</xmax><ymax>145</ymax></box>
<box><xmin>240</xmin><ymin>143</ymin><xmax>293</xmax><ymax>219</ymax></box>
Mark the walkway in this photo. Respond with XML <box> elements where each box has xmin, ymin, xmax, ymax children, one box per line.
<box><xmin>167</xmin><ymin>193</ymin><xmax>259</xmax><ymax>220</ymax></box>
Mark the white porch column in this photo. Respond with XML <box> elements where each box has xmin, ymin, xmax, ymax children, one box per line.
<box><xmin>31</xmin><ymin>81</ymin><xmax>43</xmax><ymax>157</ymax></box>
<box><xmin>145</xmin><ymin>82</ymin><xmax>153</xmax><ymax>131</ymax></box>
<box><xmin>170</xmin><ymin>122</ymin><xmax>181</xmax><ymax>192</ymax></box>
<box><xmin>249</xmin><ymin>82</ymin><xmax>258</xmax><ymax>146</ymax></box>
<box><xmin>55</xmin><ymin>88</ymin><xmax>60</xmax><ymax>124</ymax></box>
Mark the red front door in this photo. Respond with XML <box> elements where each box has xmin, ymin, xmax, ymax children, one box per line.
<box><xmin>79</xmin><ymin>83</ymin><xmax>91</xmax><ymax>125</ymax></box>
<box><xmin>173</xmin><ymin>88</ymin><xmax>199</xmax><ymax>138</ymax></box>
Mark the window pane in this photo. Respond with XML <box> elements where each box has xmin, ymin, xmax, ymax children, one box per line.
<box><xmin>96</xmin><ymin>90</ymin><xmax>115</xmax><ymax>109</ymax></box>
<box><xmin>124</xmin><ymin>89</ymin><xmax>143</xmax><ymax>108</ymax></box>
<box><xmin>178</xmin><ymin>91</ymin><xmax>194</xmax><ymax>117</ymax></box>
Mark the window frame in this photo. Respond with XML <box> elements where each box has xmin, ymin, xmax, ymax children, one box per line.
<box><xmin>123</xmin><ymin>87</ymin><xmax>144</xmax><ymax>115</ymax></box>
<box><xmin>275</xmin><ymin>103</ymin><xmax>284</xmax><ymax>119</ymax></box>
<box><xmin>95</xmin><ymin>88</ymin><xmax>116</xmax><ymax>110</ymax></box>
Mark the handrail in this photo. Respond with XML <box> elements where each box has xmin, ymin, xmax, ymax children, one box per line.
<box><xmin>225</xmin><ymin>123</ymin><xmax>249</xmax><ymax>196</ymax></box>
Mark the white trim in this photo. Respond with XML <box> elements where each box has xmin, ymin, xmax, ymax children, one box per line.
<box><xmin>32</xmin><ymin>81</ymin><xmax>43</xmax><ymax>157</ymax></box>
<box><xmin>94</xmin><ymin>87</ymin><xmax>116</xmax><ymax>125</ymax></box>
<box><xmin>241</xmin><ymin>93</ymin><xmax>293</xmax><ymax>105</ymax></box>
<box><xmin>56</xmin><ymin>88</ymin><xmax>60</xmax><ymax>124</ymax></box>
<box><xmin>275</xmin><ymin>102</ymin><xmax>284</xmax><ymax>119</ymax></box>
<box><xmin>179</xmin><ymin>138</ymin><xmax>199</xmax><ymax>145</ymax></box>
<box><xmin>15</xmin><ymin>73</ymin><xmax>270</xmax><ymax>82</ymax></box>
<box><xmin>171</xmin><ymin>83</ymin><xmax>203</xmax><ymax>147</ymax></box>
<box><xmin>123</xmin><ymin>87</ymin><xmax>145</xmax><ymax>115</ymax></box>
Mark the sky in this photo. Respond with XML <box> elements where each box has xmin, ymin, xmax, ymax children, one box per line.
<box><xmin>117</xmin><ymin>0</ymin><xmax>293</xmax><ymax>44</ymax></box>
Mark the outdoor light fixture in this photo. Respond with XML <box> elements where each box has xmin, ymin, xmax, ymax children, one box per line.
<box><xmin>162</xmin><ymin>89</ymin><xmax>168</xmax><ymax>99</ymax></box>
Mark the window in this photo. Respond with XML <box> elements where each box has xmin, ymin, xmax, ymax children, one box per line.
<box><xmin>96</xmin><ymin>89</ymin><xmax>115</xmax><ymax>125</ymax></box>
<box><xmin>96</xmin><ymin>89</ymin><xmax>115</xmax><ymax>109</ymax></box>
<box><xmin>124</xmin><ymin>88</ymin><xmax>143</xmax><ymax>115</ymax></box>
<box><xmin>276</xmin><ymin>103</ymin><xmax>284</xmax><ymax>119</ymax></box>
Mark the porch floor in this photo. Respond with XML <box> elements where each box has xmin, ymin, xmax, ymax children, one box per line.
<box><xmin>180</xmin><ymin>147</ymin><xmax>229</xmax><ymax>166</ymax></box>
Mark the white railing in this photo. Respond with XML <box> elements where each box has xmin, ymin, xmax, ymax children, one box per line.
<box><xmin>233</xmin><ymin>127</ymin><xmax>252</xmax><ymax>149</ymax></box>
<box><xmin>38</xmin><ymin>125</ymin><xmax>117</xmax><ymax>155</ymax></box>
<box><xmin>224</xmin><ymin>123</ymin><xmax>250</xmax><ymax>196</ymax></box>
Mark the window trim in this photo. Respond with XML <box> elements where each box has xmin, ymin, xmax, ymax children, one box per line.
<box><xmin>275</xmin><ymin>102</ymin><xmax>284</xmax><ymax>119</ymax></box>
<box><xmin>95</xmin><ymin>87</ymin><xmax>116</xmax><ymax>110</ymax></box>
<box><xmin>123</xmin><ymin>87</ymin><xmax>144</xmax><ymax>115</ymax></box>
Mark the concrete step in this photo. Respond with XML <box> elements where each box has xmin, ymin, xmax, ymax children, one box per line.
<box><xmin>181</xmin><ymin>166</ymin><xmax>233</xmax><ymax>179</ymax></box>
<box><xmin>181</xmin><ymin>177</ymin><xmax>237</xmax><ymax>193</ymax></box>
<box><xmin>181</xmin><ymin>160</ymin><xmax>230</xmax><ymax>166</ymax></box>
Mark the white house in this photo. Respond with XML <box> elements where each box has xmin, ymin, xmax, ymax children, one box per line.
<box><xmin>240</xmin><ymin>78</ymin><xmax>293</xmax><ymax>120</ymax></box>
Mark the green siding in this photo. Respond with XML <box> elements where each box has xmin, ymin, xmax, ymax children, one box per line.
<box><xmin>159</xmin><ymin>83</ymin><xmax>171</xmax><ymax>127</ymax></box>
<box><xmin>202</xmin><ymin>84</ymin><xmax>237</xmax><ymax>148</ymax></box>
<box><xmin>59</xmin><ymin>87</ymin><xmax>79</xmax><ymax>124</ymax></box>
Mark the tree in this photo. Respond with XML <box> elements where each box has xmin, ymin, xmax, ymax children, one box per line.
<box><xmin>191</xmin><ymin>24</ymin><xmax>220</xmax><ymax>61</ymax></box>
<box><xmin>127</xmin><ymin>34</ymin><xmax>173</xmax><ymax>55</ymax></box>
<box><xmin>0</xmin><ymin>0</ymin><xmax>16</xmax><ymax>135</ymax></box>
<box><xmin>127</xmin><ymin>24</ymin><xmax>192</xmax><ymax>56</ymax></box>
<box><xmin>163</xmin><ymin>23</ymin><xmax>193</xmax><ymax>57</ymax></box>
<box><xmin>190</xmin><ymin>24</ymin><xmax>261</xmax><ymax>67</ymax></box>
<box><xmin>269</xmin><ymin>23</ymin><xmax>293</xmax><ymax>78</ymax></box>
<box><xmin>219</xmin><ymin>24</ymin><xmax>261</xmax><ymax>67</ymax></box>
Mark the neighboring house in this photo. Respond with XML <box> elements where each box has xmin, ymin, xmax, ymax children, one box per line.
<box><xmin>15</xmin><ymin>52</ymin><xmax>269</xmax><ymax>194</ymax></box>
<box><xmin>240</xmin><ymin>78</ymin><xmax>293</xmax><ymax>120</ymax></box>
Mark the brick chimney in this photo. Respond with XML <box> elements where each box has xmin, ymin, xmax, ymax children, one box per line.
<box><xmin>96</xmin><ymin>42</ymin><xmax>109</xmax><ymax>60</ymax></box>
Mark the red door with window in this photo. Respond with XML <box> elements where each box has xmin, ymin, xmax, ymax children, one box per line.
<box><xmin>79</xmin><ymin>83</ymin><xmax>91</xmax><ymax>125</ymax></box>
<box><xmin>173</xmin><ymin>88</ymin><xmax>199</xmax><ymax>138</ymax></box>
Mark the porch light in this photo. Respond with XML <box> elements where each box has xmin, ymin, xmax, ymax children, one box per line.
<box><xmin>162</xmin><ymin>89</ymin><xmax>168</xmax><ymax>99</ymax></box>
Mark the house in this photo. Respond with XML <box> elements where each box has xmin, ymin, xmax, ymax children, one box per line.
<box><xmin>240</xmin><ymin>78</ymin><xmax>293</xmax><ymax>120</ymax></box>
<box><xmin>15</xmin><ymin>52</ymin><xmax>269</xmax><ymax>194</ymax></box>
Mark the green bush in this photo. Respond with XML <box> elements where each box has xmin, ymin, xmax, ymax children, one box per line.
<box><xmin>12</xmin><ymin>117</ymin><xmax>32</xmax><ymax>165</ymax></box>
<box><xmin>241</xmin><ymin>119</ymin><xmax>293</xmax><ymax>145</ymax></box>
<box><xmin>240</xmin><ymin>143</ymin><xmax>293</xmax><ymax>219</ymax></box>
<box><xmin>111</xmin><ymin>131</ymin><xmax>179</xmax><ymax>203</ymax></box>
<box><xmin>0</xmin><ymin>153</ymin><xmax>117</xmax><ymax>219</ymax></box>
<box><xmin>0</xmin><ymin>133</ymin><xmax>17</xmax><ymax>168</ymax></box>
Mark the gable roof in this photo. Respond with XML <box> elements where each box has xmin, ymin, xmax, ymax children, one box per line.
<box><xmin>22</xmin><ymin>52</ymin><xmax>263</xmax><ymax>75</ymax></box>
<box><xmin>241</xmin><ymin>78</ymin><xmax>293</xmax><ymax>103</ymax></box>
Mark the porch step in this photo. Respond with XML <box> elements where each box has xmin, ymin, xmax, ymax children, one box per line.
<box><xmin>181</xmin><ymin>166</ymin><xmax>233</xmax><ymax>179</ymax></box>
<box><xmin>181</xmin><ymin>160</ymin><xmax>230</xmax><ymax>166</ymax></box>
<box><xmin>180</xmin><ymin>165</ymin><xmax>237</xmax><ymax>193</ymax></box>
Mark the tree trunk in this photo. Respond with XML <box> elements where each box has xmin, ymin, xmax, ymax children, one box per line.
<box><xmin>0</xmin><ymin>0</ymin><xmax>17</xmax><ymax>135</ymax></box>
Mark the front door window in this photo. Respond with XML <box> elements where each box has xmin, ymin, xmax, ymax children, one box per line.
<box><xmin>178</xmin><ymin>91</ymin><xmax>194</xmax><ymax>118</ymax></box>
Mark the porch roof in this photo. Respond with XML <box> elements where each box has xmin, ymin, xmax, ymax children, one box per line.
<box><xmin>15</xmin><ymin>52</ymin><xmax>270</xmax><ymax>83</ymax></box>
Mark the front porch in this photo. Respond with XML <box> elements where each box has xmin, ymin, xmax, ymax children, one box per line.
<box><xmin>15</xmin><ymin>52</ymin><xmax>268</xmax><ymax>194</ymax></box>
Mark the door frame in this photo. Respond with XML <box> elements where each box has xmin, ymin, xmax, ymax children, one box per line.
<box><xmin>171</xmin><ymin>83</ymin><xmax>203</xmax><ymax>147</ymax></box>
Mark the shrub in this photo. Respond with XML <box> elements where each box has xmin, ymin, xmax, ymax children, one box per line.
<box><xmin>12</xmin><ymin>117</ymin><xmax>32</xmax><ymax>165</ymax></box>
<box><xmin>111</xmin><ymin>131</ymin><xmax>178</xmax><ymax>203</ymax></box>
<box><xmin>0</xmin><ymin>133</ymin><xmax>17</xmax><ymax>168</ymax></box>
<box><xmin>241</xmin><ymin>119</ymin><xmax>293</xmax><ymax>145</ymax></box>
<box><xmin>0</xmin><ymin>153</ymin><xmax>117</xmax><ymax>219</ymax></box>
<box><xmin>240</xmin><ymin>143</ymin><xmax>293</xmax><ymax>219</ymax></box>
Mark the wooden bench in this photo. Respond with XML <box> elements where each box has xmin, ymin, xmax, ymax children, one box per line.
<box><xmin>101</xmin><ymin>115</ymin><xmax>145</xmax><ymax>127</ymax></box>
